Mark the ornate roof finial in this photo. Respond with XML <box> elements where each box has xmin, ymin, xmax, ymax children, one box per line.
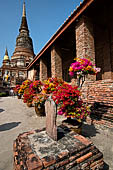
<box><xmin>5</xmin><ymin>47</ymin><xmax>8</xmax><ymax>56</ymax></box>
<box><xmin>23</xmin><ymin>1</ymin><xmax>26</xmax><ymax>17</ymax></box>
<box><xmin>3</xmin><ymin>47</ymin><xmax>9</xmax><ymax>61</ymax></box>
<box><xmin>19</xmin><ymin>0</ymin><xmax>29</xmax><ymax>32</ymax></box>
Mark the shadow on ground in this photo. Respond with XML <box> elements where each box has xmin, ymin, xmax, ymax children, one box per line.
<box><xmin>0</xmin><ymin>122</ymin><xmax>21</xmax><ymax>132</ymax></box>
<box><xmin>81</xmin><ymin>123</ymin><xmax>100</xmax><ymax>138</ymax></box>
<box><xmin>0</xmin><ymin>97</ymin><xmax>3</xmax><ymax>102</ymax></box>
<box><xmin>103</xmin><ymin>162</ymin><xmax>109</xmax><ymax>170</ymax></box>
<box><xmin>0</xmin><ymin>108</ymin><xmax>5</xmax><ymax>113</ymax></box>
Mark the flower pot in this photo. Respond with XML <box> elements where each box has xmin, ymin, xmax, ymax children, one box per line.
<box><xmin>17</xmin><ymin>95</ymin><xmax>21</xmax><ymax>99</ymax></box>
<box><xmin>62</xmin><ymin>118</ymin><xmax>82</xmax><ymax>135</ymax></box>
<box><xmin>35</xmin><ymin>105</ymin><xmax>45</xmax><ymax>116</ymax></box>
<box><xmin>27</xmin><ymin>102</ymin><xmax>32</xmax><ymax>107</ymax></box>
<box><xmin>70</xmin><ymin>125</ymin><xmax>82</xmax><ymax>134</ymax></box>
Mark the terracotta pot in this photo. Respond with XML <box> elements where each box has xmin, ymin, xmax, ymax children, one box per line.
<box><xmin>62</xmin><ymin>118</ymin><xmax>82</xmax><ymax>135</ymax></box>
<box><xmin>70</xmin><ymin>125</ymin><xmax>82</xmax><ymax>134</ymax></box>
<box><xmin>27</xmin><ymin>102</ymin><xmax>32</xmax><ymax>107</ymax></box>
<box><xmin>17</xmin><ymin>95</ymin><xmax>21</xmax><ymax>99</ymax></box>
<box><xmin>35</xmin><ymin>105</ymin><xmax>45</xmax><ymax>116</ymax></box>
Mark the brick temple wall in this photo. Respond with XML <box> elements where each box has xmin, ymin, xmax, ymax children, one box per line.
<box><xmin>94</xmin><ymin>24</ymin><xmax>112</xmax><ymax>80</ymax></box>
<box><xmin>51</xmin><ymin>45</ymin><xmax>62</xmax><ymax>79</ymax></box>
<box><xmin>76</xmin><ymin>16</ymin><xmax>95</xmax><ymax>63</ymax></box>
<box><xmin>82</xmin><ymin>80</ymin><xmax>113</xmax><ymax>126</ymax></box>
<box><xmin>82</xmin><ymin>80</ymin><xmax>113</xmax><ymax>105</ymax></box>
<box><xmin>76</xmin><ymin>16</ymin><xmax>96</xmax><ymax>81</ymax></box>
<box><xmin>62</xmin><ymin>50</ymin><xmax>74</xmax><ymax>82</ymax></box>
<box><xmin>109</xmin><ymin>5</ymin><xmax>113</xmax><ymax>79</ymax></box>
<box><xmin>40</xmin><ymin>57</ymin><xmax>47</xmax><ymax>81</ymax></box>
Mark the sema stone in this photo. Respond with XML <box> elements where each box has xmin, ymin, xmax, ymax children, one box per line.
<box><xmin>45</xmin><ymin>97</ymin><xmax>57</xmax><ymax>141</ymax></box>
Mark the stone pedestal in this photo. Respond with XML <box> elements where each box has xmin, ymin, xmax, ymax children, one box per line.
<box><xmin>13</xmin><ymin>125</ymin><xmax>104</xmax><ymax>170</ymax></box>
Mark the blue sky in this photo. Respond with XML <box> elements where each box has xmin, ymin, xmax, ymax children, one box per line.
<box><xmin>0</xmin><ymin>0</ymin><xmax>81</xmax><ymax>66</ymax></box>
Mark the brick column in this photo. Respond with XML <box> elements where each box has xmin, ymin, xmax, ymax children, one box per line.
<box><xmin>76</xmin><ymin>16</ymin><xmax>96</xmax><ymax>80</ymax></box>
<box><xmin>51</xmin><ymin>45</ymin><xmax>62</xmax><ymax>78</ymax></box>
<box><xmin>109</xmin><ymin>7</ymin><xmax>113</xmax><ymax>80</ymax></box>
<box><xmin>95</xmin><ymin>26</ymin><xmax>112</xmax><ymax>80</ymax></box>
<box><xmin>103</xmin><ymin>30</ymin><xmax>111</xmax><ymax>79</ymax></box>
<box><xmin>40</xmin><ymin>58</ymin><xmax>47</xmax><ymax>81</ymax></box>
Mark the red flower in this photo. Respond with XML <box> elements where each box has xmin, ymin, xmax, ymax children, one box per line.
<box><xmin>52</xmin><ymin>83</ymin><xmax>90</xmax><ymax>120</ymax></box>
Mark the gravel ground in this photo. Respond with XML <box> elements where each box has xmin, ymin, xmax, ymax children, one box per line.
<box><xmin>0</xmin><ymin>96</ymin><xmax>113</xmax><ymax>170</ymax></box>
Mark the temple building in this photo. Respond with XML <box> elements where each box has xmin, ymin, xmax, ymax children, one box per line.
<box><xmin>27</xmin><ymin>0</ymin><xmax>113</xmax><ymax>124</ymax></box>
<box><xmin>0</xmin><ymin>48</ymin><xmax>10</xmax><ymax>85</ymax></box>
<box><xmin>0</xmin><ymin>2</ymin><xmax>35</xmax><ymax>87</ymax></box>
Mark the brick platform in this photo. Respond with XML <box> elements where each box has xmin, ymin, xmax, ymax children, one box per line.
<box><xmin>13</xmin><ymin>125</ymin><xmax>104</xmax><ymax>170</ymax></box>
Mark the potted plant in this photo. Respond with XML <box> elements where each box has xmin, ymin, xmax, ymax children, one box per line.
<box><xmin>52</xmin><ymin>83</ymin><xmax>91</xmax><ymax>134</ymax></box>
<box><xmin>69</xmin><ymin>57</ymin><xmax>101</xmax><ymax>88</ymax></box>
<box><xmin>42</xmin><ymin>77</ymin><xmax>64</xmax><ymax>94</ymax></box>
<box><xmin>23</xmin><ymin>88</ymin><xmax>35</xmax><ymax>107</ymax></box>
<box><xmin>33</xmin><ymin>93</ymin><xmax>47</xmax><ymax>116</ymax></box>
<box><xmin>14</xmin><ymin>85</ymin><xmax>21</xmax><ymax>98</ymax></box>
<box><xmin>18</xmin><ymin>79</ymin><xmax>32</xmax><ymax>96</ymax></box>
<box><xmin>29</xmin><ymin>80</ymin><xmax>43</xmax><ymax>93</ymax></box>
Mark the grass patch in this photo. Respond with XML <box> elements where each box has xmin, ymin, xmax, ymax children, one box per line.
<box><xmin>0</xmin><ymin>92</ymin><xmax>8</xmax><ymax>97</ymax></box>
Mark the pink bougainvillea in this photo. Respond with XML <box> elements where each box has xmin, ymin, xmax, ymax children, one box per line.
<box><xmin>69</xmin><ymin>58</ymin><xmax>101</xmax><ymax>77</ymax></box>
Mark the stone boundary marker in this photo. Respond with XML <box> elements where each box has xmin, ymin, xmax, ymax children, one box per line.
<box><xmin>13</xmin><ymin>125</ymin><xmax>104</xmax><ymax>170</ymax></box>
<box><xmin>45</xmin><ymin>97</ymin><xmax>57</xmax><ymax>141</ymax></box>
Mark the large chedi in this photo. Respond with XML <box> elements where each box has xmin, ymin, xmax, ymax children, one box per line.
<box><xmin>10</xmin><ymin>2</ymin><xmax>35</xmax><ymax>85</ymax></box>
<box><xmin>0</xmin><ymin>2</ymin><xmax>35</xmax><ymax>88</ymax></box>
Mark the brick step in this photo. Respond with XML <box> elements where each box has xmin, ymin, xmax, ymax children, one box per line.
<box><xmin>102</xmin><ymin>116</ymin><xmax>113</xmax><ymax>123</ymax></box>
<box><xmin>91</xmin><ymin>113</ymin><xmax>113</xmax><ymax>121</ymax></box>
<box><xmin>103</xmin><ymin>113</ymin><xmax>113</xmax><ymax>118</ymax></box>
<box><xmin>91</xmin><ymin>116</ymin><xmax>113</xmax><ymax>125</ymax></box>
<box><xmin>94</xmin><ymin>106</ymin><xmax>113</xmax><ymax>109</ymax></box>
<box><xmin>79</xmin><ymin>152</ymin><xmax>103</xmax><ymax>169</ymax></box>
<box><xmin>94</xmin><ymin>111</ymin><xmax>113</xmax><ymax>117</ymax></box>
<box><xmin>93</xmin><ymin>111</ymin><xmax>113</xmax><ymax>117</ymax></box>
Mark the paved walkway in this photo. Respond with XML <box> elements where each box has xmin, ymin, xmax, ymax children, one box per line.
<box><xmin>0</xmin><ymin>96</ymin><xmax>64</xmax><ymax>170</ymax></box>
<box><xmin>82</xmin><ymin>123</ymin><xmax>113</xmax><ymax>170</ymax></box>
<box><xmin>0</xmin><ymin>96</ymin><xmax>113</xmax><ymax>170</ymax></box>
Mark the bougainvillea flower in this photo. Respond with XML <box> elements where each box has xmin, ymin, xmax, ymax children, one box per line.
<box><xmin>69</xmin><ymin>57</ymin><xmax>101</xmax><ymax>77</ymax></box>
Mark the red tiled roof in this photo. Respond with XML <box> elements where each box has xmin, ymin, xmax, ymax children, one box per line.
<box><xmin>27</xmin><ymin>0</ymin><xmax>95</xmax><ymax>70</ymax></box>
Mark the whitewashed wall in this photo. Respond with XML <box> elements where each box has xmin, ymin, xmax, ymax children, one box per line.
<box><xmin>28</xmin><ymin>68</ymin><xmax>34</xmax><ymax>80</ymax></box>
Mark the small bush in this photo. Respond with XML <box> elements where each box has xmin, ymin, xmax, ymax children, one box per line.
<box><xmin>0</xmin><ymin>92</ymin><xmax>7</xmax><ymax>97</ymax></box>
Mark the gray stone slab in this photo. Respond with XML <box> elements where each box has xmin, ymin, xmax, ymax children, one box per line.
<box><xmin>29</xmin><ymin>130</ymin><xmax>68</xmax><ymax>159</ymax></box>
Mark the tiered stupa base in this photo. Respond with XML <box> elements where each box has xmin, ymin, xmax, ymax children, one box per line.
<box><xmin>13</xmin><ymin>125</ymin><xmax>104</xmax><ymax>170</ymax></box>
